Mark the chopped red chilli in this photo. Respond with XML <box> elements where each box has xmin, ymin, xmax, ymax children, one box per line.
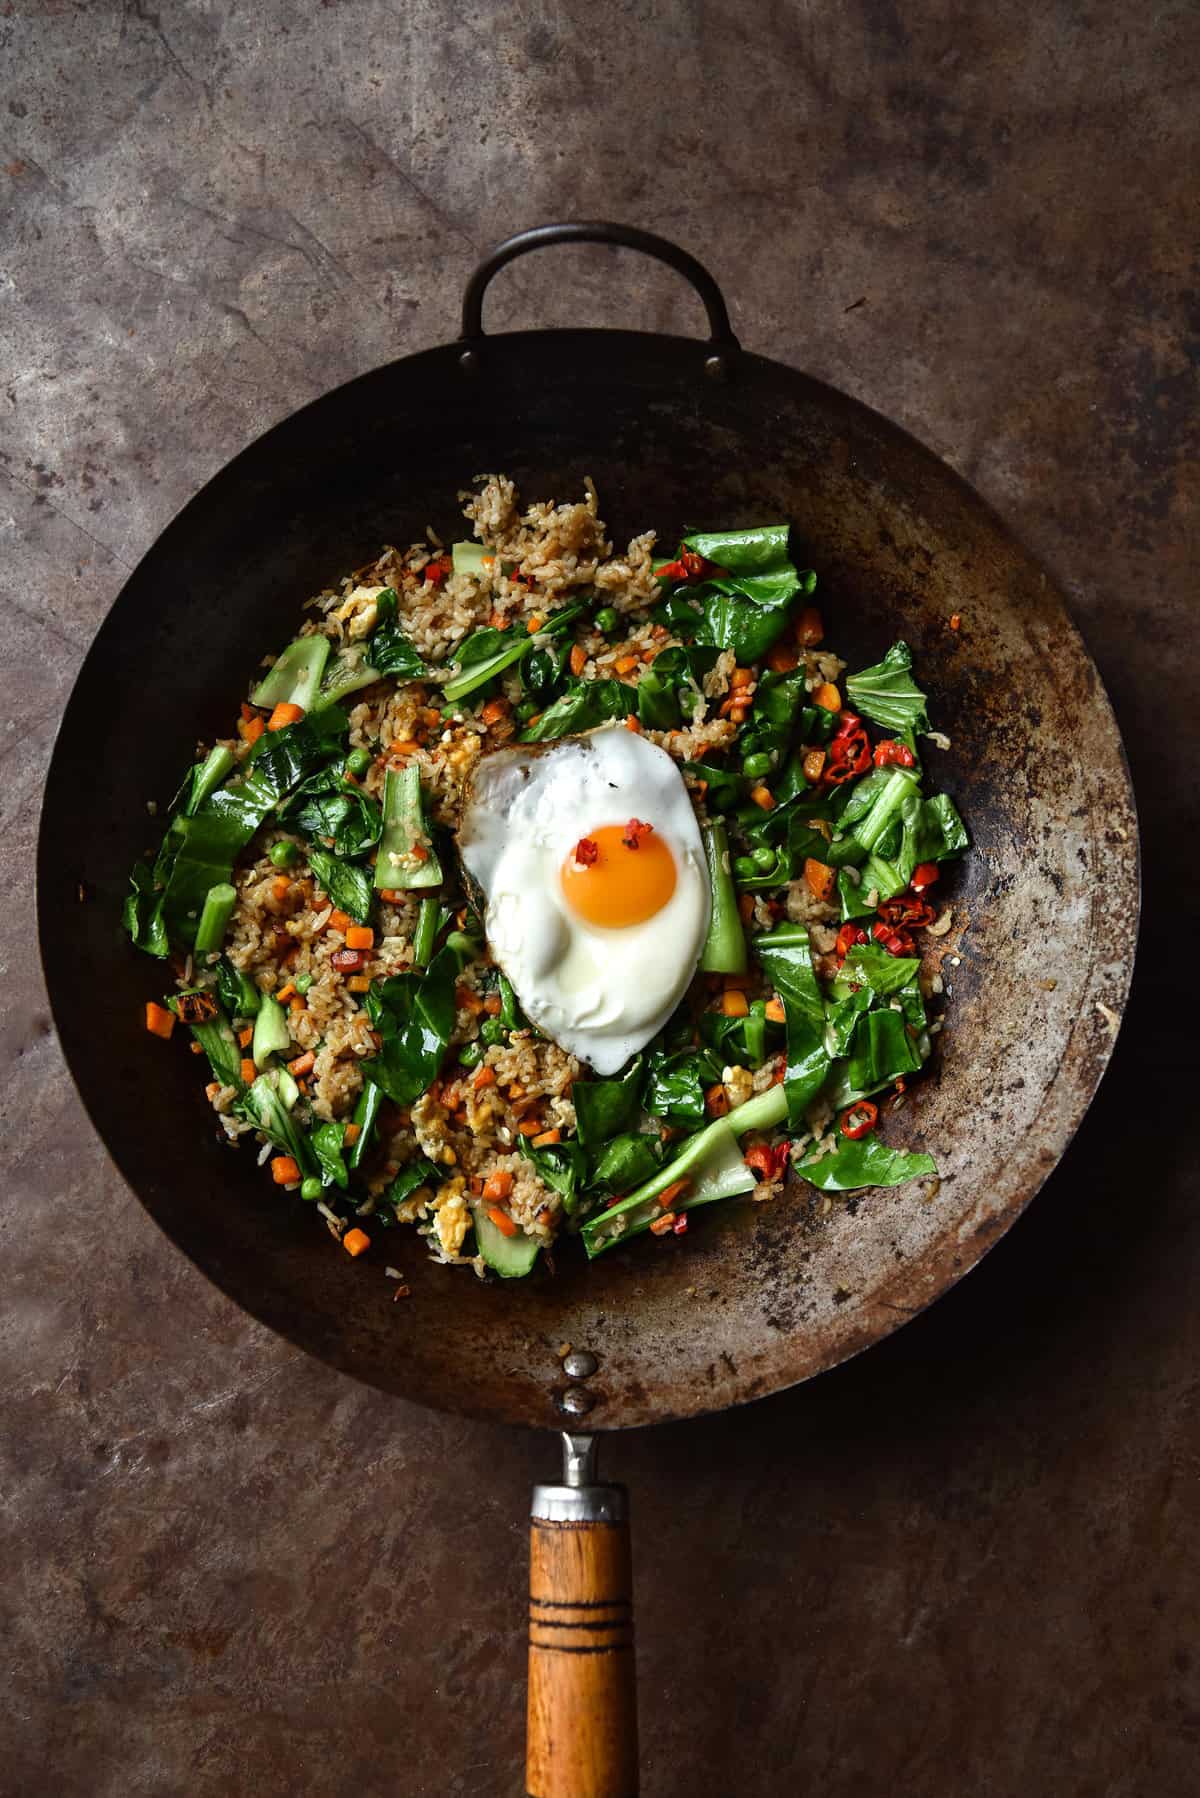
<box><xmin>622</xmin><ymin>818</ymin><xmax>654</xmax><ymax>849</ymax></box>
<box><xmin>573</xmin><ymin>837</ymin><xmax>599</xmax><ymax>866</ymax></box>
<box><xmin>672</xmin><ymin>1214</ymin><xmax>689</xmax><ymax>1235</ymax></box>
<box><xmin>841</xmin><ymin>1101</ymin><xmax>878</xmax><ymax>1140</ymax></box>
<box><xmin>836</xmin><ymin>923</ymin><xmax>869</xmax><ymax>961</ymax></box>
<box><xmin>911</xmin><ymin>862</ymin><xmax>940</xmax><ymax>893</ymax></box>
<box><xmin>873</xmin><ymin>739</ymin><xmax>916</xmax><ymax>768</ymax></box>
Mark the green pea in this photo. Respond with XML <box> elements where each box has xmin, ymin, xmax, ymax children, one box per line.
<box><xmin>752</xmin><ymin>845</ymin><xmax>777</xmax><ymax>871</ymax></box>
<box><xmin>481</xmin><ymin>1017</ymin><xmax>506</xmax><ymax>1046</ymax></box>
<box><xmin>742</xmin><ymin>752</ymin><xmax>772</xmax><ymax>781</ymax></box>
<box><xmin>300</xmin><ymin>1176</ymin><xmax>323</xmax><ymax>1202</ymax></box>
<box><xmin>269</xmin><ymin>839</ymin><xmax>299</xmax><ymax>869</ymax></box>
<box><xmin>458</xmin><ymin>1040</ymin><xmax>484</xmax><ymax>1069</ymax></box>
<box><xmin>733</xmin><ymin>855</ymin><xmax>758</xmax><ymax>881</ymax></box>
<box><xmin>345</xmin><ymin>746</ymin><xmax>371</xmax><ymax>778</ymax></box>
<box><xmin>293</xmin><ymin>972</ymin><xmax>313</xmax><ymax>995</ymax></box>
<box><xmin>593</xmin><ymin>606</ymin><xmax>619</xmax><ymax>634</ymax></box>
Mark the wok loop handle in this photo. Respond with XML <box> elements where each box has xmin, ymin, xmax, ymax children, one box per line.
<box><xmin>460</xmin><ymin>220</ymin><xmax>738</xmax><ymax>378</ymax></box>
<box><xmin>526</xmin><ymin>1434</ymin><xmax>639</xmax><ymax>1798</ymax></box>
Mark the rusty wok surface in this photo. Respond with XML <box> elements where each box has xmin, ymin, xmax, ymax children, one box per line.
<box><xmin>37</xmin><ymin>324</ymin><xmax>1139</xmax><ymax>1432</ymax></box>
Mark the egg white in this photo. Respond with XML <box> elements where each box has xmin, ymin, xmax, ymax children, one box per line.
<box><xmin>458</xmin><ymin>728</ymin><xmax>710</xmax><ymax>1074</ymax></box>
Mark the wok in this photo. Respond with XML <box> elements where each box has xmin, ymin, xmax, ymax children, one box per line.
<box><xmin>38</xmin><ymin>223</ymin><xmax>1138</xmax><ymax>1795</ymax></box>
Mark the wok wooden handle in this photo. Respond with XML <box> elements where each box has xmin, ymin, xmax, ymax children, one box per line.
<box><xmin>526</xmin><ymin>1437</ymin><xmax>638</xmax><ymax>1798</ymax></box>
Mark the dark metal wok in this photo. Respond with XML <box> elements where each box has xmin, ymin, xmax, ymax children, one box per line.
<box><xmin>38</xmin><ymin>222</ymin><xmax>1137</xmax><ymax>1792</ymax></box>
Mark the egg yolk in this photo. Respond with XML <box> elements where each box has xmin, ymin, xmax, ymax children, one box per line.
<box><xmin>560</xmin><ymin>823</ymin><xmax>677</xmax><ymax>929</ymax></box>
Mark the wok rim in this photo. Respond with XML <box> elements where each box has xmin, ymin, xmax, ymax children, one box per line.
<box><xmin>36</xmin><ymin>325</ymin><xmax>1141</xmax><ymax>1430</ymax></box>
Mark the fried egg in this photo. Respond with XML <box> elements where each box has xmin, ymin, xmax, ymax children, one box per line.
<box><xmin>458</xmin><ymin>728</ymin><xmax>710</xmax><ymax>1074</ymax></box>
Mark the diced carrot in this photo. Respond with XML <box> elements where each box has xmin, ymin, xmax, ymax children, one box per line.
<box><xmin>343</xmin><ymin>1227</ymin><xmax>370</xmax><ymax>1257</ymax></box>
<box><xmin>205</xmin><ymin>1082</ymin><xmax>221</xmax><ymax>1102</ymax></box>
<box><xmin>802</xmin><ymin>747</ymin><xmax>826</xmax><ymax>783</ymax></box>
<box><xmin>276</xmin><ymin>981</ymin><xmax>296</xmax><ymax>1003</ymax></box>
<box><xmin>649</xmin><ymin>1212</ymin><xmax>678</xmax><ymax>1235</ymax></box>
<box><xmin>144</xmin><ymin>1001</ymin><xmax>175</xmax><ymax>1039</ymax></box>
<box><xmin>516</xmin><ymin>1117</ymin><xmax>543</xmax><ymax>1136</ymax></box>
<box><xmin>480</xmin><ymin>697</ymin><xmax>511</xmax><ymax>726</ymax></box>
<box><xmin>267</xmin><ymin>701</ymin><xmax>305</xmax><ymax>732</ymax></box>
<box><xmin>488</xmin><ymin>610</ymin><xmax>506</xmax><ymax>630</ymax></box>
<box><xmin>796</xmin><ymin>606</ymin><xmax>824</xmax><ymax>647</ymax></box>
<box><xmin>347</xmin><ymin>974</ymin><xmax>371</xmax><ymax>993</ymax></box>
<box><xmin>526</xmin><ymin>614</ymin><xmax>545</xmax><ymax>634</ymax></box>
<box><xmin>750</xmin><ymin>785</ymin><xmax>775</xmax><ymax>811</ymax></box>
<box><xmin>240</xmin><ymin>702</ymin><xmax>258</xmax><ymax>722</ymax></box>
<box><xmin>473</xmin><ymin>1065</ymin><xmax>497</xmax><ymax>1090</ymax></box>
<box><xmin>804</xmin><ymin>857</ymin><xmax>836</xmax><ymax>901</ymax></box>
<box><xmin>272</xmin><ymin>875</ymin><xmax>290</xmax><ymax>901</ymax></box>
<box><xmin>288</xmin><ymin>1051</ymin><xmax>315</xmax><ymax>1076</ymax></box>
<box><xmin>813</xmin><ymin>682</ymin><xmax>841</xmax><ymax>712</ymax></box>
<box><xmin>730</xmin><ymin>666</ymin><xmax>754</xmax><ymax>689</ymax></box>
<box><xmin>766</xmin><ymin>641</ymin><xmax>799</xmax><ymax>673</ymax></box>
<box><xmin>729</xmin><ymin>702</ymin><xmax>749</xmax><ymax>724</ymax></box>
<box><xmin>570</xmin><ymin>644</ymin><xmax>587</xmax><ymax>676</ymax></box>
<box><xmin>378</xmin><ymin>889</ymin><xmax>403</xmax><ymax>903</ymax></box>
<box><xmin>483</xmin><ymin>993</ymin><xmax>502</xmax><ymax>1016</ymax></box>
<box><xmin>526</xmin><ymin>713</ymin><xmax>543</xmax><ymax>729</ymax></box>
<box><xmin>532</xmin><ymin>1128</ymin><xmax>561</xmax><ymax>1147</ymax></box>
<box><xmin>765</xmin><ymin>997</ymin><xmax>787</xmax><ymax>1024</ymax></box>
<box><xmin>505</xmin><ymin>1081</ymin><xmax>525</xmax><ymax>1098</ymax></box>
<box><xmin>238</xmin><ymin>713</ymin><xmax>265</xmax><ymax>745</ymax></box>
<box><xmin>237</xmin><ymin>1026</ymin><xmax>254</xmax><ymax>1048</ymax></box>
<box><xmin>190</xmin><ymin>1040</ymin><xmax>204</xmax><ymax>1054</ymax></box>
<box><xmin>625</xmin><ymin>714</ymin><xmax>641</xmax><ymax>733</ymax></box>
<box><xmin>329</xmin><ymin>909</ymin><xmax>351</xmax><ymax>933</ymax></box>
<box><xmin>456</xmin><ymin>984</ymin><xmax>484</xmax><ymax>1015</ymax></box>
<box><xmin>343</xmin><ymin>1122</ymin><xmax>360</xmax><ymax>1147</ymax></box>
<box><xmin>658</xmin><ymin>1177</ymin><xmax>690</xmax><ymax>1210</ymax></box>
<box><xmin>410</xmin><ymin>842</ymin><xmax>429</xmax><ymax>863</ymax></box>
<box><xmin>390</xmin><ymin>738</ymin><xmax>419</xmax><ymax>755</ymax></box>
<box><xmin>641</xmin><ymin>647</ymin><xmax>658</xmax><ymax>664</ymax></box>
<box><xmin>482</xmin><ymin>1170</ymin><xmax>514</xmax><ymax>1203</ymax></box>
<box><xmin>487</xmin><ymin>1206</ymin><xmax>518</xmax><ymax>1238</ymax></box>
<box><xmin>722</xmin><ymin>989</ymin><xmax>749</xmax><ymax>1017</ymax></box>
<box><xmin>615</xmin><ymin>654</ymin><xmax>639</xmax><ymax>675</ymax></box>
<box><xmin>345</xmin><ymin>925</ymin><xmax>374</xmax><ymax>950</ymax></box>
<box><xmin>705</xmin><ymin>1082</ymin><xmax>731</xmax><ymax>1118</ymax></box>
<box><xmin>289</xmin><ymin>996</ymin><xmax>306</xmax><ymax>1015</ymax></box>
<box><xmin>271</xmin><ymin>1155</ymin><xmax>300</xmax><ymax>1185</ymax></box>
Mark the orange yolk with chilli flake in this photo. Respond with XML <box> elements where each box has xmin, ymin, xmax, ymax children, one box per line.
<box><xmin>560</xmin><ymin>823</ymin><xmax>677</xmax><ymax>929</ymax></box>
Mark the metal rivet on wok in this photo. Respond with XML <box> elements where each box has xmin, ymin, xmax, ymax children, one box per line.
<box><xmin>704</xmin><ymin>353</ymin><xmax>727</xmax><ymax>381</ymax></box>
<box><xmin>459</xmin><ymin>347</ymin><xmax>479</xmax><ymax>375</ymax></box>
<box><xmin>560</xmin><ymin>1386</ymin><xmax>595</xmax><ymax>1416</ymax></box>
<box><xmin>562</xmin><ymin>1349</ymin><xmax>598</xmax><ymax>1379</ymax></box>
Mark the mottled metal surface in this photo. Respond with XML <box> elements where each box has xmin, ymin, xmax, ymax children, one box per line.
<box><xmin>38</xmin><ymin>325</ymin><xmax>1139</xmax><ymax>1431</ymax></box>
<box><xmin>5</xmin><ymin>3</ymin><xmax>1196</xmax><ymax>1794</ymax></box>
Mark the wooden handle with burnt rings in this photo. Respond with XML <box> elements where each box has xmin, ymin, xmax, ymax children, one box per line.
<box><xmin>526</xmin><ymin>1504</ymin><xmax>638</xmax><ymax>1798</ymax></box>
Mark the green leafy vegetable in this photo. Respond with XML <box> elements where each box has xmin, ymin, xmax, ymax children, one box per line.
<box><xmin>373</xmin><ymin>763</ymin><xmax>442</xmax><ymax>892</ymax></box>
<box><xmin>520</xmin><ymin>1138</ymin><xmax>590</xmax><ymax>1215</ymax></box>
<box><xmin>573</xmin><ymin>1056</ymin><xmax>644</xmax><ymax>1145</ymax></box>
<box><xmin>796</xmin><ymin>1132</ymin><xmax>936</xmax><ymax>1191</ymax></box>
<box><xmin>844</xmin><ymin>641</ymin><xmax>930</xmax><ymax>736</ymax></box>
<box><xmin>444</xmin><ymin>603</ymin><xmax>585</xmax><ymax>705</ymax></box>
<box><xmin>519</xmin><ymin>678</ymin><xmax>629</xmax><ymax>741</ymax></box>
<box><xmin>755</xmin><ymin>925</ymin><xmax>831</xmax><ymax>1123</ymax></box>
<box><xmin>914</xmin><ymin>792</ymin><xmax>970</xmax><ymax>863</ymax></box>
<box><xmin>361</xmin><ymin>943</ymin><xmax>458</xmax><ymax>1106</ymax></box>
<box><xmin>588</xmin><ymin>1132</ymin><xmax>664</xmax><ymax>1197</ymax></box>
<box><xmin>310</xmin><ymin>1120</ymin><xmax>350</xmax><ymax>1191</ymax></box>
<box><xmin>240</xmin><ymin>1071</ymin><xmax>315</xmax><ymax>1173</ymax></box>
<box><xmin>308</xmin><ymin>846</ymin><xmax>373</xmax><ymax>923</ymax></box>
<box><xmin>643</xmin><ymin>1046</ymin><xmax>718</xmax><ymax>1126</ymax></box>
<box><xmin>700</xmin><ymin>819</ymin><xmax>748</xmax><ymax>974</ymax></box>
<box><xmin>252</xmin><ymin>635</ymin><xmax>330</xmax><ymax>712</ymax></box>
